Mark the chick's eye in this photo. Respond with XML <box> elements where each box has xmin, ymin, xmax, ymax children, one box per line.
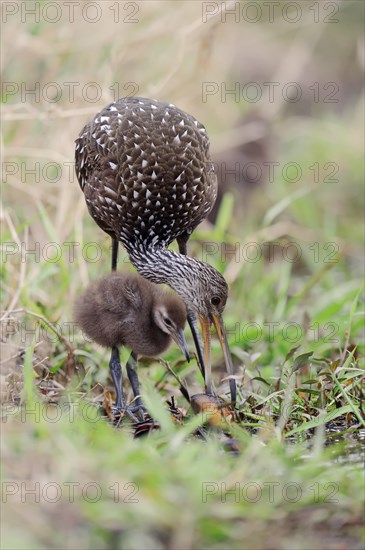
<box><xmin>211</xmin><ymin>296</ymin><xmax>221</xmax><ymax>306</ymax></box>
<box><xmin>164</xmin><ymin>318</ymin><xmax>172</xmax><ymax>326</ymax></box>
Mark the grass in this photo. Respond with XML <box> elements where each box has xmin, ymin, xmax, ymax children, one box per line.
<box><xmin>1</xmin><ymin>1</ymin><xmax>365</xmax><ymax>549</ymax></box>
<box><xmin>2</xmin><ymin>401</ymin><xmax>364</xmax><ymax>549</ymax></box>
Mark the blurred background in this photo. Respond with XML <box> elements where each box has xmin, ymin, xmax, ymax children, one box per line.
<box><xmin>2</xmin><ymin>0</ymin><xmax>364</xmax><ymax>374</ymax></box>
<box><xmin>1</xmin><ymin>1</ymin><xmax>364</xmax><ymax>547</ymax></box>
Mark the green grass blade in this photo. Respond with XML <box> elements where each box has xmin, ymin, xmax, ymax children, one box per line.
<box><xmin>285</xmin><ymin>405</ymin><xmax>355</xmax><ymax>436</ymax></box>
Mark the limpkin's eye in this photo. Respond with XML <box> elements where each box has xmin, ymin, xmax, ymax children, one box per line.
<box><xmin>211</xmin><ymin>296</ymin><xmax>221</xmax><ymax>306</ymax></box>
<box><xmin>164</xmin><ymin>317</ymin><xmax>173</xmax><ymax>326</ymax></box>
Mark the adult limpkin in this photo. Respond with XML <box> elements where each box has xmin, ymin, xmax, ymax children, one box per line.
<box><xmin>74</xmin><ymin>272</ymin><xmax>189</xmax><ymax>419</ymax></box>
<box><xmin>75</xmin><ymin>96</ymin><xmax>236</xmax><ymax>410</ymax></box>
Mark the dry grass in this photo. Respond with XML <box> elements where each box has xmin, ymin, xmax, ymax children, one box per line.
<box><xmin>1</xmin><ymin>1</ymin><xmax>364</xmax><ymax>549</ymax></box>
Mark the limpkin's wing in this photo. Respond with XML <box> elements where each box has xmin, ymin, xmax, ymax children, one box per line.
<box><xmin>100</xmin><ymin>274</ymin><xmax>145</xmax><ymax>315</ymax></box>
<box><xmin>75</xmin><ymin>113</ymin><xmax>122</xmax><ymax>239</ymax></box>
<box><xmin>121</xmin><ymin>278</ymin><xmax>145</xmax><ymax>311</ymax></box>
<box><xmin>75</xmin><ymin>97</ymin><xmax>217</xmax><ymax>248</ymax></box>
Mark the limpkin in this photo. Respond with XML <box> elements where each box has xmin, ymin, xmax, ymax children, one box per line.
<box><xmin>75</xmin><ymin>96</ymin><xmax>236</xmax><ymax>408</ymax></box>
<box><xmin>74</xmin><ymin>272</ymin><xmax>189</xmax><ymax>417</ymax></box>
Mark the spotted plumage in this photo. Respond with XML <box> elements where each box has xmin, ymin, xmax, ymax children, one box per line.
<box><xmin>75</xmin><ymin>97</ymin><xmax>236</xmax><ymax>405</ymax></box>
<box><xmin>75</xmin><ymin>97</ymin><xmax>217</xmax><ymax>249</ymax></box>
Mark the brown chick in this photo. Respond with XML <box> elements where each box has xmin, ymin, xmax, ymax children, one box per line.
<box><xmin>74</xmin><ymin>272</ymin><xmax>189</xmax><ymax>420</ymax></box>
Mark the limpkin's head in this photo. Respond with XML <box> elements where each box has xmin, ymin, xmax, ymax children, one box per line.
<box><xmin>152</xmin><ymin>294</ymin><xmax>190</xmax><ymax>362</ymax></box>
<box><xmin>129</xmin><ymin>237</ymin><xmax>236</xmax><ymax>402</ymax></box>
<box><xmin>170</xmin><ymin>258</ymin><xmax>235</xmax><ymax>401</ymax></box>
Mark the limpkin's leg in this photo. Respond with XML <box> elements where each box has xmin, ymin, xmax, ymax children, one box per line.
<box><xmin>109</xmin><ymin>347</ymin><xmax>124</xmax><ymax>410</ymax></box>
<box><xmin>177</xmin><ymin>235</ymin><xmax>206</xmax><ymax>383</ymax></box>
<box><xmin>109</xmin><ymin>238</ymin><xmax>140</xmax><ymax>421</ymax></box>
<box><xmin>177</xmin><ymin>238</ymin><xmax>188</xmax><ymax>256</ymax></box>
<box><xmin>110</xmin><ymin>238</ymin><xmax>120</xmax><ymax>404</ymax></box>
<box><xmin>109</xmin><ymin>342</ymin><xmax>139</xmax><ymax>423</ymax></box>
<box><xmin>125</xmin><ymin>351</ymin><xmax>146</xmax><ymax>419</ymax></box>
<box><xmin>111</xmin><ymin>238</ymin><xmax>119</xmax><ymax>271</ymax></box>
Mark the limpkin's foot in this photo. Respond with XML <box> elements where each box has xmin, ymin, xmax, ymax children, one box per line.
<box><xmin>127</xmin><ymin>400</ymin><xmax>148</xmax><ymax>420</ymax></box>
<box><xmin>112</xmin><ymin>403</ymin><xmax>142</xmax><ymax>425</ymax></box>
<box><xmin>112</xmin><ymin>398</ymin><xmax>148</xmax><ymax>424</ymax></box>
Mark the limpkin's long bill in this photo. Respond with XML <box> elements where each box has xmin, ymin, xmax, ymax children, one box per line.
<box><xmin>187</xmin><ymin>312</ymin><xmax>206</xmax><ymax>379</ymax></box>
<box><xmin>170</xmin><ymin>329</ymin><xmax>190</xmax><ymax>363</ymax></box>
<box><xmin>199</xmin><ymin>315</ymin><xmax>237</xmax><ymax>406</ymax></box>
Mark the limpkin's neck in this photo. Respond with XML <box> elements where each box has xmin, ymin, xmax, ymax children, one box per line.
<box><xmin>128</xmin><ymin>244</ymin><xmax>201</xmax><ymax>300</ymax></box>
